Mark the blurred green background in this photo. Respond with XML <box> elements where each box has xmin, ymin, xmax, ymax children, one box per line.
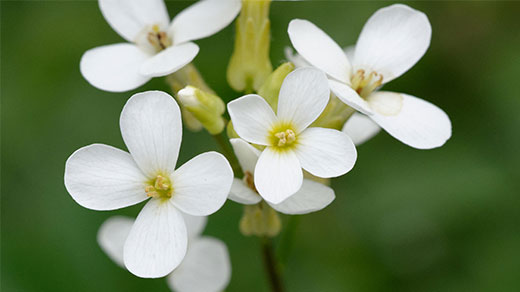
<box><xmin>2</xmin><ymin>1</ymin><xmax>520</xmax><ymax>291</ymax></box>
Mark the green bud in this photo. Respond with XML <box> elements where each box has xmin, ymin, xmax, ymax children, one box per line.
<box><xmin>226</xmin><ymin>121</ymin><xmax>240</xmax><ymax>139</ymax></box>
<box><xmin>227</xmin><ymin>0</ymin><xmax>273</xmax><ymax>93</ymax></box>
<box><xmin>311</xmin><ymin>95</ymin><xmax>356</xmax><ymax>130</ymax></box>
<box><xmin>166</xmin><ymin>63</ymin><xmax>215</xmax><ymax>132</ymax></box>
<box><xmin>239</xmin><ymin>202</ymin><xmax>281</xmax><ymax>237</ymax></box>
<box><xmin>177</xmin><ymin>86</ymin><xmax>226</xmax><ymax>135</ymax></box>
<box><xmin>257</xmin><ymin>62</ymin><xmax>295</xmax><ymax>111</ymax></box>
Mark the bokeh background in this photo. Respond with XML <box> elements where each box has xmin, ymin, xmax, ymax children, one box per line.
<box><xmin>2</xmin><ymin>1</ymin><xmax>520</xmax><ymax>291</ymax></box>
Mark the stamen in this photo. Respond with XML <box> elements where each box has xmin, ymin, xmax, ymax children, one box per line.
<box><xmin>145</xmin><ymin>174</ymin><xmax>173</xmax><ymax>199</ymax></box>
<box><xmin>274</xmin><ymin>129</ymin><xmax>296</xmax><ymax>147</ymax></box>
<box><xmin>243</xmin><ymin>171</ymin><xmax>258</xmax><ymax>193</ymax></box>
<box><xmin>351</xmin><ymin>69</ymin><xmax>383</xmax><ymax>98</ymax></box>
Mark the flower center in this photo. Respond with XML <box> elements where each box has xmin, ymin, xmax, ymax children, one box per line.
<box><xmin>350</xmin><ymin>69</ymin><xmax>383</xmax><ymax>99</ymax></box>
<box><xmin>145</xmin><ymin>174</ymin><xmax>173</xmax><ymax>200</ymax></box>
<box><xmin>274</xmin><ymin>129</ymin><xmax>296</xmax><ymax>147</ymax></box>
<box><xmin>136</xmin><ymin>24</ymin><xmax>172</xmax><ymax>54</ymax></box>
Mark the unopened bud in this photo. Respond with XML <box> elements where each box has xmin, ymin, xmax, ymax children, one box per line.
<box><xmin>178</xmin><ymin>86</ymin><xmax>226</xmax><ymax>135</ymax></box>
<box><xmin>311</xmin><ymin>95</ymin><xmax>355</xmax><ymax>130</ymax></box>
<box><xmin>239</xmin><ymin>202</ymin><xmax>281</xmax><ymax>237</ymax></box>
<box><xmin>258</xmin><ymin>62</ymin><xmax>294</xmax><ymax>111</ymax></box>
<box><xmin>227</xmin><ymin>0</ymin><xmax>272</xmax><ymax>93</ymax></box>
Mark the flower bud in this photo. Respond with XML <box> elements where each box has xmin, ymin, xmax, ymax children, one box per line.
<box><xmin>239</xmin><ymin>202</ymin><xmax>281</xmax><ymax>237</ymax></box>
<box><xmin>227</xmin><ymin>0</ymin><xmax>273</xmax><ymax>93</ymax></box>
<box><xmin>166</xmin><ymin>64</ymin><xmax>215</xmax><ymax>132</ymax></box>
<box><xmin>257</xmin><ymin>62</ymin><xmax>295</xmax><ymax>111</ymax></box>
<box><xmin>177</xmin><ymin>86</ymin><xmax>226</xmax><ymax>135</ymax></box>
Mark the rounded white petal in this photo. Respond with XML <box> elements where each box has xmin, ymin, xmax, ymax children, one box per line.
<box><xmin>99</xmin><ymin>0</ymin><xmax>169</xmax><ymax>42</ymax></box>
<box><xmin>284</xmin><ymin>46</ymin><xmax>310</xmax><ymax>68</ymax></box>
<box><xmin>181</xmin><ymin>213</ymin><xmax>208</xmax><ymax>240</ymax></box>
<box><xmin>367</xmin><ymin>91</ymin><xmax>451</xmax><ymax>149</ymax></box>
<box><xmin>230</xmin><ymin>138</ymin><xmax>260</xmax><ymax>174</ymax></box>
<box><xmin>120</xmin><ymin>91</ymin><xmax>182</xmax><ymax>178</ymax></box>
<box><xmin>227</xmin><ymin>94</ymin><xmax>278</xmax><ymax>146</ymax></box>
<box><xmin>254</xmin><ymin>147</ymin><xmax>302</xmax><ymax>204</ymax></box>
<box><xmin>277</xmin><ymin>68</ymin><xmax>330</xmax><ymax>133</ymax></box>
<box><xmin>97</xmin><ymin>216</ymin><xmax>134</xmax><ymax>267</ymax></box>
<box><xmin>353</xmin><ymin>4</ymin><xmax>431</xmax><ymax>83</ymax></box>
<box><xmin>171</xmin><ymin>152</ymin><xmax>233</xmax><ymax>216</ymax></box>
<box><xmin>269</xmin><ymin>180</ymin><xmax>335</xmax><ymax>215</ymax></box>
<box><xmin>295</xmin><ymin>127</ymin><xmax>357</xmax><ymax>178</ymax></box>
<box><xmin>169</xmin><ymin>0</ymin><xmax>241</xmax><ymax>44</ymax></box>
<box><xmin>167</xmin><ymin>237</ymin><xmax>231</xmax><ymax>292</ymax></box>
<box><xmin>329</xmin><ymin>79</ymin><xmax>373</xmax><ymax>115</ymax></box>
<box><xmin>229</xmin><ymin>179</ymin><xmax>262</xmax><ymax>205</ymax></box>
<box><xmin>140</xmin><ymin>42</ymin><xmax>199</xmax><ymax>77</ymax></box>
<box><xmin>124</xmin><ymin>199</ymin><xmax>187</xmax><ymax>278</ymax></box>
<box><xmin>64</xmin><ymin>144</ymin><xmax>148</xmax><ymax>211</ymax></box>
<box><xmin>80</xmin><ymin>43</ymin><xmax>151</xmax><ymax>92</ymax></box>
<box><xmin>342</xmin><ymin>112</ymin><xmax>381</xmax><ymax>146</ymax></box>
<box><xmin>288</xmin><ymin>19</ymin><xmax>351</xmax><ymax>83</ymax></box>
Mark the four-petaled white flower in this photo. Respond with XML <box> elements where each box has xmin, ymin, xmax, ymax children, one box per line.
<box><xmin>285</xmin><ymin>46</ymin><xmax>381</xmax><ymax>146</ymax></box>
<box><xmin>288</xmin><ymin>4</ymin><xmax>452</xmax><ymax>149</ymax></box>
<box><xmin>64</xmin><ymin>91</ymin><xmax>233</xmax><ymax>278</ymax></box>
<box><xmin>227</xmin><ymin>67</ymin><xmax>357</xmax><ymax>204</ymax></box>
<box><xmin>229</xmin><ymin>138</ymin><xmax>335</xmax><ymax>214</ymax></box>
<box><xmin>81</xmin><ymin>0</ymin><xmax>241</xmax><ymax>92</ymax></box>
<box><xmin>98</xmin><ymin>214</ymin><xmax>231</xmax><ymax>292</ymax></box>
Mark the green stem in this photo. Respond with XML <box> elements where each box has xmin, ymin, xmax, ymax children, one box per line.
<box><xmin>261</xmin><ymin>237</ymin><xmax>284</xmax><ymax>292</ymax></box>
<box><xmin>212</xmin><ymin>132</ymin><xmax>243</xmax><ymax>177</ymax></box>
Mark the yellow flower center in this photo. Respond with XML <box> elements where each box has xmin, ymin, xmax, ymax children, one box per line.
<box><xmin>145</xmin><ymin>174</ymin><xmax>173</xmax><ymax>200</ymax></box>
<box><xmin>273</xmin><ymin>129</ymin><xmax>296</xmax><ymax>147</ymax></box>
<box><xmin>350</xmin><ymin>69</ymin><xmax>383</xmax><ymax>99</ymax></box>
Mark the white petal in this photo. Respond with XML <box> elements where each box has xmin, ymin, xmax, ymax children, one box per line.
<box><xmin>181</xmin><ymin>213</ymin><xmax>207</xmax><ymax>240</ymax></box>
<box><xmin>167</xmin><ymin>237</ymin><xmax>231</xmax><ymax>292</ymax></box>
<box><xmin>80</xmin><ymin>43</ymin><xmax>150</xmax><ymax>92</ymax></box>
<box><xmin>254</xmin><ymin>147</ymin><xmax>302</xmax><ymax>204</ymax></box>
<box><xmin>277</xmin><ymin>68</ymin><xmax>330</xmax><ymax>133</ymax></box>
<box><xmin>169</xmin><ymin>0</ymin><xmax>241</xmax><ymax>44</ymax></box>
<box><xmin>229</xmin><ymin>179</ymin><xmax>261</xmax><ymax>205</ymax></box>
<box><xmin>99</xmin><ymin>0</ymin><xmax>169</xmax><ymax>42</ymax></box>
<box><xmin>269</xmin><ymin>180</ymin><xmax>335</xmax><ymax>215</ymax></box>
<box><xmin>329</xmin><ymin>79</ymin><xmax>373</xmax><ymax>115</ymax></box>
<box><xmin>367</xmin><ymin>91</ymin><xmax>451</xmax><ymax>149</ymax></box>
<box><xmin>353</xmin><ymin>4</ymin><xmax>431</xmax><ymax>83</ymax></box>
<box><xmin>295</xmin><ymin>127</ymin><xmax>357</xmax><ymax>178</ymax></box>
<box><xmin>288</xmin><ymin>19</ymin><xmax>351</xmax><ymax>83</ymax></box>
<box><xmin>284</xmin><ymin>46</ymin><xmax>310</xmax><ymax>68</ymax></box>
<box><xmin>227</xmin><ymin>94</ymin><xmax>278</xmax><ymax>146</ymax></box>
<box><xmin>124</xmin><ymin>199</ymin><xmax>187</xmax><ymax>278</ymax></box>
<box><xmin>64</xmin><ymin>144</ymin><xmax>148</xmax><ymax>211</ymax></box>
<box><xmin>120</xmin><ymin>91</ymin><xmax>182</xmax><ymax>178</ymax></box>
<box><xmin>229</xmin><ymin>138</ymin><xmax>260</xmax><ymax>174</ymax></box>
<box><xmin>140</xmin><ymin>42</ymin><xmax>199</xmax><ymax>77</ymax></box>
<box><xmin>97</xmin><ymin>216</ymin><xmax>134</xmax><ymax>267</ymax></box>
<box><xmin>171</xmin><ymin>152</ymin><xmax>233</xmax><ymax>216</ymax></box>
<box><xmin>342</xmin><ymin>112</ymin><xmax>381</xmax><ymax>146</ymax></box>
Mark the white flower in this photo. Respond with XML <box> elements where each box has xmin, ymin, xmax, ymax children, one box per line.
<box><xmin>288</xmin><ymin>4</ymin><xmax>452</xmax><ymax>149</ymax></box>
<box><xmin>229</xmin><ymin>138</ymin><xmax>335</xmax><ymax>214</ymax></box>
<box><xmin>98</xmin><ymin>214</ymin><xmax>231</xmax><ymax>292</ymax></box>
<box><xmin>227</xmin><ymin>67</ymin><xmax>357</xmax><ymax>204</ymax></box>
<box><xmin>81</xmin><ymin>0</ymin><xmax>241</xmax><ymax>92</ymax></box>
<box><xmin>285</xmin><ymin>46</ymin><xmax>381</xmax><ymax>146</ymax></box>
<box><xmin>64</xmin><ymin>90</ymin><xmax>233</xmax><ymax>278</ymax></box>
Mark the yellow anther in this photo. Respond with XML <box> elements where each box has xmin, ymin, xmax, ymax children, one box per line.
<box><xmin>274</xmin><ymin>129</ymin><xmax>296</xmax><ymax>147</ymax></box>
<box><xmin>145</xmin><ymin>174</ymin><xmax>173</xmax><ymax>199</ymax></box>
